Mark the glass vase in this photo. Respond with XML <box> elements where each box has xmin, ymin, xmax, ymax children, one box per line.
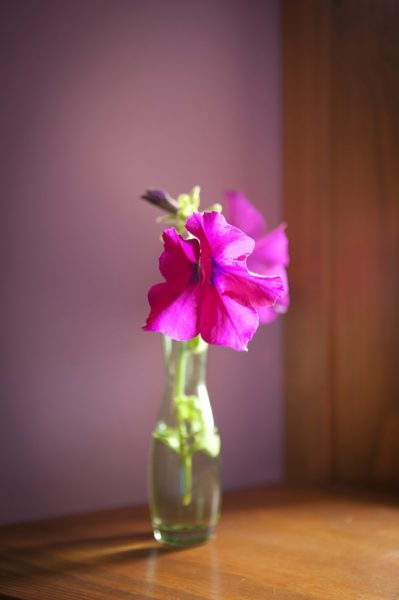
<box><xmin>149</xmin><ymin>335</ymin><xmax>221</xmax><ymax>546</ymax></box>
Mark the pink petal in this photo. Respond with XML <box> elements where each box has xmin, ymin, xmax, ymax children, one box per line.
<box><xmin>255</xmin><ymin>265</ymin><xmax>290</xmax><ymax>324</ymax></box>
<box><xmin>143</xmin><ymin>282</ymin><xmax>200</xmax><ymax>340</ymax></box>
<box><xmin>249</xmin><ymin>224</ymin><xmax>289</xmax><ymax>271</ymax></box>
<box><xmin>186</xmin><ymin>211</ymin><xmax>255</xmax><ymax>268</ymax></box>
<box><xmin>216</xmin><ymin>266</ymin><xmax>284</xmax><ymax>309</ymax></box>
<box><xmin>198</xmin><ymin>282</ymin><xmax>259</xmax><ymax>351</ymax></box>
<box><xmin>224</xmin><ymin>190</ymin><xmax>266</xmax><ymax>239</ymax></box>
<box><xmin>256</xmin><ymin>306</ymin><xmax>279</xmax><ymax>324</ymax></box>
<box><xmin>159</xmin><ymin>228</ymin><xmax>200</xmax><ymax>284</ymax></box>
<box><xmin>257</xmin><ymin>294</ymin><xmax>290</xmax><ymax>323</ymax></box>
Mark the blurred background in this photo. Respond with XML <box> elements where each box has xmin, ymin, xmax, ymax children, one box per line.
<box><xmin>0</xmin><ymin>0</ymin><xmax>283</xmax><ymax>525</ymax></box>
<box><xmin>283</xmin><ymin>0</ymin><xmax>399</xmax><ymax>491</ymax></box>
<box><xmin>1</xmin><ymin>0</ymin><xmax>398</xmax><ymax>527</ymax></box>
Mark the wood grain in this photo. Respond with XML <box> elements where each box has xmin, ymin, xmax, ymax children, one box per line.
<box><xmin>283</xmin><ymin>0</ymin><xmax>334</xmax><ymax>482</ymax></box>
<box><xmin>283</xmin><ymin>0</ymin><xmax>399</xmax><ymax>486</ymax></box>
<box><xmin>331</xmin><ymin>0</ymin><xmax>399</xmax><ymax>486</ymax></box>
<box><xmin>1</xmin><ymin>485</ymin><xmax>399</xmax><ymax>600</ymax></box>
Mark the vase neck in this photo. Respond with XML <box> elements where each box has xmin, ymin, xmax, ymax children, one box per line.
<box><xmin>162</xmin><ymin>336</ymin><xmax>208</xmax><ymax>393</ymax></box>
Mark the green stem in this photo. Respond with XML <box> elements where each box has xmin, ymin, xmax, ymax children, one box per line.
<box><xmin>174</xmin><ymin>342</ymin><xmax>193</xmax><ymax>505</ymax></box>
<box><xmin>182</xmin><ymin>454</ymin><xmax>192</xmax><ymax>506</ymax></box>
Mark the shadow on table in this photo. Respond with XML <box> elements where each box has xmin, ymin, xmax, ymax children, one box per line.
<box><xmin>0</xmin><ymin>529</ymin><xmax>184</xmax><ymax>585</ymax></box>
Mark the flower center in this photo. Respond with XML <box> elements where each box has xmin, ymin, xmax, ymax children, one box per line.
<box><xmin>197</xmin><ymin>252</ymin><xmax>214</xmax><ymax>286</ymax></box>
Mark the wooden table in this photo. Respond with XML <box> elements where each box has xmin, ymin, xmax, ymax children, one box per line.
<box><xmin>1</xmin><ymin>485</ymin><xmax>398</xmax><ymax>599</ymax></box>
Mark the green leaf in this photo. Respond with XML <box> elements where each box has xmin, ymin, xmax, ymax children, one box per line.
<box><xmin>153</xmin><ymin>426</ymin><xmax>180</xmax><ymax>452</ymax></box>
<box><xmin>192</xmin><ymin>429</ymin><xmax>221</xmax><ymax>457</ymax></box>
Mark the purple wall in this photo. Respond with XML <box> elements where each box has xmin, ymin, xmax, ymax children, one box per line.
<box><xmin>0</xmin><ymin>0</ymin><xmax>282</xmax><ymax>525</ymax></box>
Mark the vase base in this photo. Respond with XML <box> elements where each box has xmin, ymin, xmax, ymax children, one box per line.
<box><xmin>153</xmin><ymin>524</ymin><xmax>215</xmax><ymax>547</ymax></box>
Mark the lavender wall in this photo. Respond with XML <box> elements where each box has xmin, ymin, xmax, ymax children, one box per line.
<box><xmin>0</xmin><ymin>0</ymin><xmax>282</xmax><ymax>525</ymax></box>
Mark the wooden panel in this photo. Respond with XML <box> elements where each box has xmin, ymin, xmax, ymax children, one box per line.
<box><xmin>283</xmin><ymin>0</ymin><xmax>334</xmax><ymax>482</ymax></box>
<box><xmin>283</xmin><ymin>0</ymin><xmax>399</xmax><ymax>485</ymax></box>
<box><xmin>1</xmin><ymin>485</ymin><xmax>399</xmax><ymax>600</ymax></box>
<box><xmin>331</xmin><ymin>0</ymin><xmax>399</xmax><ymax>486</ymax></box>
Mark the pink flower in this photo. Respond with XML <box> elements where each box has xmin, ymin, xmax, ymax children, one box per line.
<box><xmin>144</xmin><ymin>211</ymin><xmax>284</xmax><ymax>351</ymax></box>
<box><xmin>225</xmin><ymin>191</ymin><xmax>290</xmax><ymax>323</ymax></box>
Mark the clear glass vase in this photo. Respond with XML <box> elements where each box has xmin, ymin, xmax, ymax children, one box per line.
<box><xmin>149</xmin><ymin>335</ymin><xmax>221</xmax><ymax>546</ymax></box>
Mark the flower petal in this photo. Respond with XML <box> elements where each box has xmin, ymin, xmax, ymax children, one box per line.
<box><xmin>186</xmin><ymin>211</ymin><xmax>255</xmax><ymax>267</ymax></box>
<box><xmin>256</xmin><ymin>306</ymin><xmax>279</xmax><ymax>324</ymax></box>
<box><xmin>255</xmin><ymin>266</ymin><xmax>290</xmax><ymax>323</ymax></box>
<box><xmin>198</xmin><ymin>282</ymin><xmax>259</xmax><ymax>351</ymax></box>
<box><xmin>215</xmin><ymin>265</ymin><xmax>284</xmax><ymax>309</ymax></box>
<box><xmin>224</xmin><ymin>190</ymin><xmax>266</xmax><ymax>239</ymax></box>
<box><xmin>249</xmin><ymin>224</ymin><xmax>289</xmax><ymax>271</ymax></box>
<box><xmin>143</xmin><ymin>282</ymin><xmax>200</xmax><ymax>340</ymax></box>
<box><xmin>257</xmin><ymin>292</ymin><xmax>290</xmax><ymax>323</ymax></box>
<box><xmin>159</xmin><ymin>228</ymin><xmax>200</xmax><ymax>285</ymax></box>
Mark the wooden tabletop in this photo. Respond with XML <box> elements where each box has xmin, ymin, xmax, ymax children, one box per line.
<box><xmin>1</xmin><ymin>484</ymin><xmax>398</xmax><ymax>599</ymax></box>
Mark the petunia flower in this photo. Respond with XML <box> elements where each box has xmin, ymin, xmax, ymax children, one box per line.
<box><xmin>144</xmin><ymin>211</ymin><xmax>284</xmax><ymax>351</ymax></box>
<box><xmin>224</xmin><ymin>191</ymin><xmax>290</xmax><ymax>323</ymax></box>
